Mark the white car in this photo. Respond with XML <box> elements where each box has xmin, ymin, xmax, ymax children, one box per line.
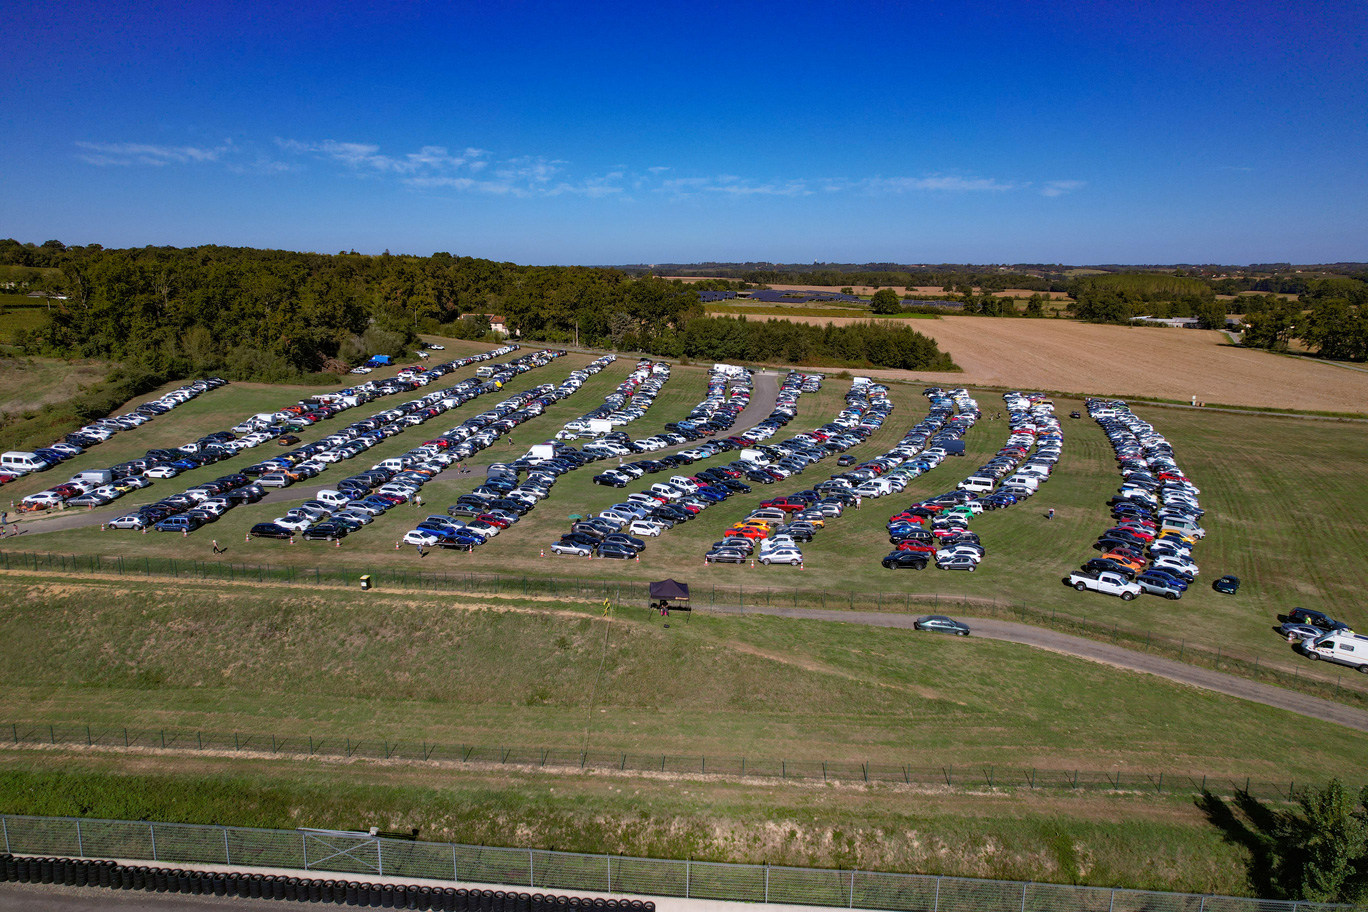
<box><xmin>1152</xmin><ymin>555</ymin><xmax>1199</xmax><ymax>577</ymax></box>
<box><xmin>758</xmin><ymin>547</ymin><xmax>804</xmax><ymax>566</ymax></box>
<box><xmin>402</xmin><ymin>530</ymin><xmax>441</xmax><ymax>547</ymax></box>
<box><xmin>144</xmin><ymin>465</ymin><xmax>182</xmax><ymax>478</ymax></box>
<box><xmin>22</xmin><ymin>491</ymin><xmax>65</xmax><ymax>508</ymax></box>
<box><xmin>107</xmin><ymin>513</ymin><xmax>148</xmax><ymax>530</ymax></box>
<box><xmin>551</xmin><ymin>540</ymin><xmax>593</xmax><ymax>556</ymax></box>
<box><xmin>628</xmin><ymin>520</ymin><xmax>664</xmax><ymax>537</ymax></box>
<box><xmin>274</xmin><ymin>516</ymin><xmax>314</xmax><ymax>532</ymax></box>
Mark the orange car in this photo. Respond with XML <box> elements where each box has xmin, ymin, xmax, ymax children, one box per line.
<box><xmin>1102</xmin><ymin>552</ymin><xmax>1146</xmax><ymax>572</ymax></box>
<box><xmin>724</xmin><ymin>526</ymin><xmax>769</xmax><ymax>540</ymax></box>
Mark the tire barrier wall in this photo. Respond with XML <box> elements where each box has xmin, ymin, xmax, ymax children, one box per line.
<box><xmin>0</xmin><ymin>853</ymin><xmax>653</xmax><ymax>911</ymax></box>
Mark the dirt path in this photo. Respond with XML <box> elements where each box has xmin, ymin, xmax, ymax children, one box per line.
<box><xmin>704</xmin><ymin>605</ymin><xmax>1368</xmax><ymax>733</ymax></box>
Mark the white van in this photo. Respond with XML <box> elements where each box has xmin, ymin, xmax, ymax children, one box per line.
<box><xmin>1299</xmin><ymin>631</ymin><xmax>1368</xmax><ymax>673</ymax></box>
<box><xmin>316</xmin><ymin>489</ymin><xmax>354</xmax><ymax>509</ymax></box>
<box><xmin>1003</xmin><ymin>474</ymin><xmax>1040</xmax><ymax>492</ymax></box>
<box><xmin>69</xmin><ymin>469</ymin><xmax>114</xmax><ymax>486</ymax></box>
<box><xmin>956</xmin><ymin>476</ymin><xmax>995</xmax><ymax>495</ymax></box>
<box><xmin>2</xmin><ymin>451</ymin><xmax>48</xmax><ymax>474</ymax></box>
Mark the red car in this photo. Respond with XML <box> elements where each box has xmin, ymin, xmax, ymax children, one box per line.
<box><xmin>760</xmin><ymin>499</ymin><xmax>805</xmax><ymax>513</ymax></box>
<box><xmin>896</xmin><ymin>540</ymin><xmax>936</xmax><ymax>553</ymax></box>
<box><xmin>724</xmin><ymin>526</ymin><xmax>768</xmax><ymax>540</ymax></box>
<box><xmin>476</xmin><ymin>513</ymin><xmax>511</xmax><ymax>529</ymax></box>
<box><xmin>1109</xmin><ymin>525</ymin><xmax>1154</xmax><ymax>541</ymax></box>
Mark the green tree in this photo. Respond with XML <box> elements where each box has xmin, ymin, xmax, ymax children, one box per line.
<box><xmin>870</xmin><ymin>288</ymin><xmax>902</xmax><ymax>314</ymax></box>
<box><xmin>1193</xmin><ymin>299</ymin><xmax>1229</xmax><ymax>330</ymax></box>
<box><xmin>1282</xmin><ymin>779</ymin><xmax>1368</xmax><ymax>902</ymax></box>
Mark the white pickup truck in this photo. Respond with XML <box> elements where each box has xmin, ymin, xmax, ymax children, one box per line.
<box><xmin>1066</xmin><ymin>569</ymin><xmax>1142</xmax><ymax>600</ymax></box>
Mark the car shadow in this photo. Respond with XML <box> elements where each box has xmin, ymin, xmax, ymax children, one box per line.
<box><xmin>1195</xmin><ymin>789</ymin><xmax>1292</xmax><ymax>898</ymax></box>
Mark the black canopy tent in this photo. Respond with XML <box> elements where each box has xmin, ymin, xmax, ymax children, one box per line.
<box><xmin>649</xmin><ymin>579</ymin><xmax>691</xmax><ymax>614</ymax></box>
<box><xmin>649</xmin><ymin>579</ymin><xmax>690</xmax><ymax>601</ymax></box>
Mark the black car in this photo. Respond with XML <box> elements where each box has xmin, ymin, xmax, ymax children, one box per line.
<box><xmin>882</xmin><ymin>551</ymin><xmax>929</xmax><ymax>570</ymax></box>
<box><xmin>302</xmin><ymin>522</ymin><xmax>349</xmax><ymax>541</ymax></box>
<box><xmin>1284</xmin><ymin>607</ymin><xmax>1345</xmax><ymax>631</ymax></box>
<box><xmin>1082</xmin><ymin>557</ymin><xmax>1137</xmax><ymax>579</ymax></box>
<box><xmin>249</xmin><ymin>522</ymin><xmax>294</xmax><ymax>540</ymax></box>
<box><xmin>914</xmin><ymin>615</ymin><xmax>971</xmax><ymax>636</ymax></box>
<box><xmin>1213</xmin><ymin>575</ymin><xmax>1241</xmax><ymax>595</ymax></box>
<box><xmin>597</xmin><ymin>542</ymin><xmax>636</xmax><ymax>560</ymax></box>
<box><xmin>602</xmin><ymin>533</ymin><xmax>646</xmax><ymax>552</ymax></box>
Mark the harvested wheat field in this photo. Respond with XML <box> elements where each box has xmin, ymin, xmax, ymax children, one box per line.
<box><xmin>760</xmin><ymin>315</ymin><xmax>1368</xmax><ymax>413</ymax></box>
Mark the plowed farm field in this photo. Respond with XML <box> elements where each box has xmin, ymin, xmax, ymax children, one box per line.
<box><xmin>749</xmin><ymin>314</ymin><xmax>1368</xmax><ymax>413</ymax></box>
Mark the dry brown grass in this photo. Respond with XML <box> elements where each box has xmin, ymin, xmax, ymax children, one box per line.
<box><xmin>741</xmin><ymin>315</ymin><xmax>1368</xmax><ymax>413</ymax></box>
<box><xmin>664</xmin><ymin>277</ymin><xmax>1071</xmax><ymax>300</ymax></box>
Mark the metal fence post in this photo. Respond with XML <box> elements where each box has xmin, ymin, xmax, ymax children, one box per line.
<box><xmin>302</xmin><ymin>832</ymin><xmax>309</xmax><ymax>869</ymax></box>
<box><xmin>1020</xmin><ymin>882</ymin><xmax>1028</xmax><ymax>912</ymax></box>
<box><xmin>529</xmin><ymin>848</ymin><xmax>534</xmax><ymax>888</ymax></box>
<box><xmin>606</xmin><ymin>854</ymin><xmax>612</xmax><ymax>892</ymax></box>
<box><xmin>849</xmin><ymin>869</ymin><xmax>856</xmax><ymax>907</ymax></box>
<box><xmin>764</xmin><ymin>864</ymin><xmax>769</xmax><ymax>903</ymax></box>
<box><xmin>686</xmin><ymin>859</ymin><xmax>690</xmax><ymax>898</ymax></box>
<box><xmin>76</xmin><ymin>819</ymin><xmax>83</xmax><ymax>857</ymax></box>
<box><xmin>149</xmin><ymin>822</ymin><xmax>158</xmax><ymax>861</ymax></box>
<box><xmin>377</xmin><ymin>839</ymin><xmax>384</xmax><ymax>876</ymax></box>
<box><xmin>224</xmin><ymin>827</ymin><xmax>231</xmax><ymax>865</ymax></box>
<box><xmin>1</xmin><ymin>816</ymin><xmax>8</xmax><ymax>853</ymax></box>
<box><xmin>933</xmin><ymin>876</ymin><xmax>941</xmax><ymax>912</ymax></box>
<box><xmin>453</xmin><ymin>844</ymin><xmax>459</xmax><ymax>883</ymax></box>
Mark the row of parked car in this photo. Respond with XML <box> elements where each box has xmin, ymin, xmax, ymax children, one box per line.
<box><xmin>1</xmin><ymin>379</ymin><xmax>230</xmax><ymax>493</ymax></box>
<box><xmin>1276</xmin><ymin>608</ymin><xmax>1368</xmax><ymax>673</ymax></box>
<box><xmin>890</xmin><ymin>392</ymin><xmax>1065</xmax><ymax>571</ymax></box>
<box><xmin>706</xmin><ymin>379</ymin><xmax>892</xmax><ymax>567</ymax></box>
<box><xmin>877</xmin><ymin>390</ymin><xmax>989</xmax><ymax>571</ymax></box>
<box><xmin>237</xmin><ymin>352</ymin><xmax>582</xmax><ymax>545</ymax></box>
<box><xmin>0</xmin><ymin>379</ymin><xmax>228</xmax><ymax>489</ymax></box>
<box><xmin>582</xmin><ymin>367</ymin><xmax>754</xmax><ymax>461</ymax></box>
<box><xmin>553</xmin><ymin>371</ymin><xmax>817</xmax><ymax>559</ymax></box>
<box><xmin>555</xmin><ymin>359</ymin><xmax>670</xmax><ymax>440</ymax></box>
<box><xmin>105</xmin><ymin>348</ymin><xmax>535</xmax><ymax>535</ymax></box>
<box><xmin>1065</xmin><ymin>400</ymin><xmax>1207</xmax><ymax>600</ymax></box>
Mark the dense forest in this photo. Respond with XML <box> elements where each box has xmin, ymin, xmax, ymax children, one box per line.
<box><xmin>0</xmin><ymin>240</ymin><xmax>958</xmax><ymax>380</ymax></box>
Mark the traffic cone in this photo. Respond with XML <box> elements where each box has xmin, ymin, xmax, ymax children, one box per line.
<box><xmin>395</xmin><ymin>541</ymin><xmax>401</xmax><ymax>549</ymax></box>
<box><xmin>101</xmin><ymin>523</ymin><xmax>106</xmax><ymax>532</ymax></box>
<box><xmin>335</xmin><ymin>538</ymin><xmax>341</xmax><ymax>548</ymax></box>
<box><xmin>289</xmin><ymin>537</ymin><xmax>295</xmax><ymax>545</ymax></box>
<box><xmin>634</xmin><ymin>554</ymin><xmax>639</xmax><ymax>562</ymax></box>
<box><xmin>245</xmin><ymin>532</ymin><xmax>250</xmax><ymax>543</ymax></box>
<box><xmin>182</xmin><ymin>529</ymin><xmax>188</xmax><ymax>538</ymax></box>
<box><xmin>540</xmin><ymin>548</ymin><xmax>545</xmax><ymax>557</ymax></box>
<box><xmin>750</xmin><ymin>559</ymin><xmax>755</xmax><ymax>568</ymax></box>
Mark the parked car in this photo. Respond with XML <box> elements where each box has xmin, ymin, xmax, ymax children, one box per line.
<box><xmin>1212</xmin><ymin>575</ymin><xmax>1240</xmax><ymax>594</ymax></box>
<box><xmin>882</xmin><ymin>551</ymin><xmax>930</xmax><ymax>570</ymax></box>
<box><xmin>551</xmin><ymin>538</ymin><xmax>594</xmax><ymax>556</ymax></box>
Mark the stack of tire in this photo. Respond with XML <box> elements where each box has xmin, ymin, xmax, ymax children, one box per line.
<box><xmin>0</xmin><ymin>853</ymin><xmax>655</xmax><ymax>911</ymax></box>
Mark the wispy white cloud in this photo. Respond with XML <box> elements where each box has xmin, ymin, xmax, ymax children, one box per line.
<box><xmin>860</xmin><ymin>175</ymin><xmax>1018</xmax><ymax>193</ymax></box>
<box><xmin>77</xmin><ymin>134</ymin><xmax>1080</xmax><ymax>204</ymax></box>
<box><xmin>1040</xmin><ymin>179</ymin><xmax>1086</xmax><ymax>197</ymax></box>
<box><xmin>75</xmin><ymin>140</ymin><xmax>235</xmax><ymax>167</ymax></box>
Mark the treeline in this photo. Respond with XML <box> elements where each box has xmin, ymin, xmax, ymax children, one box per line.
<box><xmin>0</xmin><ymin>240</ymin><xmax>957</xmax><ymax>378</ymax></box>
<box><xmin>675</xmin><ymin>316</ymin><xmax>958</xmax><ymax>371</ymax></box>
<box><xmin>653</xmin><ymin>264</ymin><xmax>1058</xmax><ymax>293</ymax></box>
<box><xmin>1070</xmin><ymin>273</ymin><xmax>1228</xmax><ymax>327</ymax></box>
<box><xmin>1242</xmin><ymin>298</ymin><xmax>1368</xmax><ymax>361</ymax></box>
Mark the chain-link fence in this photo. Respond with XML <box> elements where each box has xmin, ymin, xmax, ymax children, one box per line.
<box><xmin>0</xmin><ymin>813</ymin><xmax>1341</xmax><ymax>912</ymax></box>
<box><xmin>5</xmin><ymin>722</ymin><xmax>1345</xmax><ymax>805</ymax></box>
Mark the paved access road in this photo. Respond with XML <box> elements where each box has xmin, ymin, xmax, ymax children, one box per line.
<box><xmin>6</xmin><ymin>371</ymin><xmax>782</xmax><ymax>539</ymax></box>
<box><xmin>705</xmin><ymin>604</ymin><xmax>1368</xmax><ymax>733</ymax></box>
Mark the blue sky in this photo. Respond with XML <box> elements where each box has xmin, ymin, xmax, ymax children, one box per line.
<box><xmin>2</xmin><ymin>0</ymin><xmax>1365</xmax><ymax>265</ymax></box>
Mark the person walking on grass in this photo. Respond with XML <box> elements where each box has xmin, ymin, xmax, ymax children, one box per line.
<box><xmin>1047</xmin><ymin>508</ymin><xmax>1055</xmax><ymax>520</ymax></box>
<box><xmin>212</xmin><ymin>539</ymin><xmax>225</xmax><ymax>554</ymax></box>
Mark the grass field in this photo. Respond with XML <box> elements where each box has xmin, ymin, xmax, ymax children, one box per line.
<box><xmin>0</xmin><ymin>752</ymin><xmax>1269</xmax><ymax>894</ymax></box>
<box><xmin>0</xmin><ymin>354</ymin><xmax>111</xmax><ymax>418</ymax></box>
<box><xmin>0</xmin><ymin>294</ymin><xmax>50</xmax><ymax>344</ymax></box>
<box><xmin>2</xmin><ymin>336</ymin><xmax>1365</xmax><ymax>895</ymax></box>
